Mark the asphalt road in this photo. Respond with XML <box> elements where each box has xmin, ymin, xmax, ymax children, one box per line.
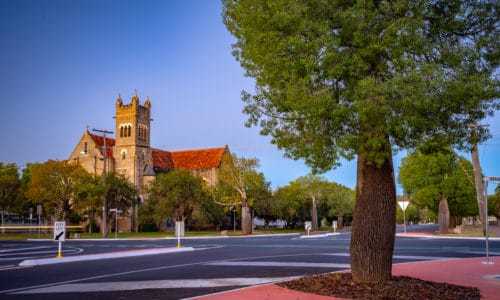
<box><xmin>0</xmin><ymin>225</ymin><xmax>498</xmax><ymax>299</ymax></box>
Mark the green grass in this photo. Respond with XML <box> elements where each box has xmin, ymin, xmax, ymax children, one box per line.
<box><xmin>0</xmin><ymin>228</ymin><xmax>307</xmax><ymax>240</ymax></box>
<box><xmin>441</xmin><ymin>224</ymin><xmax>497</xmax><ymax>237</ymax></box>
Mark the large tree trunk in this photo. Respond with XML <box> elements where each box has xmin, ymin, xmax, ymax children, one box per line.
<box><xmin>438</xmin><ymin>194</ymin><xmax>450</xmax><ymax>234</ymax></box>
<box><xmin>471</xmin><ymin>144</ymin><xmax>486</xmax><ymax>236</ymax></box>
<box><xmin>311</xmin><ymin>197</ymin><xmax>318</xmax><ymax>231</ymax></box>
<box><xmin>337</xmin><ymin>211</ymin><xmax>344</xmax><ymax>230</ymax></box>
<box><xmin>350</xmin><ymin>152</ymin><xmax>396</xmax><ymax>283</ymax></box>
<box><xmin>241</xmin><ymin>205</ymin><xmax>252</xmax><ymax>235</ymax></box>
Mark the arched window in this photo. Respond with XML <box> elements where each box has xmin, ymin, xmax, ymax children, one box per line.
<box><xmin>121</xmin><ymin>150</ymin><xmax>127</xmax><ymax>160</ymax></box>
<box><xmin>127</xmin><ymin>125</ymin><xmax>131</xmax><ymax>137</ymax></box>
<box><xmin>120</xmin><ymin>126</ymin><xmax>124</xmax><ymax>138</ymax></box>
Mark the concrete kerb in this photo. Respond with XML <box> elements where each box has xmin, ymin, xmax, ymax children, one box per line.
<box><xmin>396</xmin><ymin>232</ymin><xmax>500</xmax><ymax>241</ymax></box>
<box><xmin>19</xmin><ymin>246</ymin><xmax>195</xmax><ymax>267</ymax></box>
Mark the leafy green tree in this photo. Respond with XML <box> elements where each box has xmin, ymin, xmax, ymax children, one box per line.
<box><xmin>398</xmin><ymin>141</ymin><xmax>477</xmax><ymax>233</ymax></box>
<box><xmin>104</xmin><ymin>173</ymin><xmax>137</xmax><ymax>233</ymax></box>
<box><xmin>325</xmin><ymin>182</ymin><xmax>354</xmax><ymax>229</ymax></box>
<box><xmin>142</xmin><ymin>170</ymin><xmax>207</xmax><ymax>231</ymax></box>
<box><xmin>489</xmin><ymin>187</ymin><xmax>500</xmax><ymax>220</ymax></box>
<box><xmin>293</xmin><ymin>174</ymin><xmax>329</xmax><ymax>231</ymax></box>
<box><xmin>0</xmin><ymin>163</ymin><xmax>21</xmax><ymax>229</ymax></box>
<box><xmin>71</xmin><ymin>174</ymin><xmax>102</xmax><ymax>233</ymax></box>
<box><xmin>248</xmin><ymin>174</ymin><xmax>273</xmax><ymax>228</ymax></box>
<box><xmin>223</xmin><ymin>0</ymin><xmax>499</xmax><ymax>282</ymax></box>
<box><xmin>217</xmin><ymin>153</ymin><xmax>266</xmax><ymax>235</ymax></box>
<box><xmin>193</xmin><ymin>189</ymin><xmax>226</xmax><ymax>231</ymax></box>
<box><xmin>273</xmin><ymin>183</ymin><xmax>309</xmax><ymax>229</ymax></box>
<box><xmin>26</xmin><ymin>160</ymin><xmax>94</xmax><ymax>229</ymax></box>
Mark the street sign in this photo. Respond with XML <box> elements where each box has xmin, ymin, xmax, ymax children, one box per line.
<box><xmin>304</xmin><ymin>221</ymin><xmax>312</xmax><ymax>231</ymax></box>
<box><xmin>53</xmin><ymin>221</ymin><xmax>66</xmax><ymax>242</ymax></box>
<box><xmin>397</xmin><ymin>201</ymin><xmax>409</xmax><ymax>211</ymax></box>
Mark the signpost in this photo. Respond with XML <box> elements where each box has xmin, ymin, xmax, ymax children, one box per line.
<box><xmin>305</xmin><ymin>221</ymin><xmax>312</xmax><ymax>236</ymax></box>
<box><xmin>29</xmin><ymin>207</ymin><xmax>33</xmax><ymax>239</ymax></box>
<box><xmin>398</xmin><ymin>200</ymin><xmax>409</xmax><ymax>233</ymax></box>
<box><xmin>332</xmin><ymin>220</ymin><xmax>338</xmax><ymax>234</ymax></box>
<box><xmin>175</xmin><ymin>221</ymin><xmax>184</xmax><ymax>248</ymax></box>
<box><xmin>37</xmin><ymin>205</ymin><xmax>42</xmax><ymax>239</ymax></box>
<box><xmin>482</xmin><ymin>176</ymin><xmax>500</xmax><ymax>265</ymax></box>
<box><xmin>109</xmin><ymin>208</ymin><xmax>122</xmax><ymax>239</ymax></box>
<box><xmin>53</xmin><ymin>221</ymin><xmax>65</xmax><ymax>258</ymax></box>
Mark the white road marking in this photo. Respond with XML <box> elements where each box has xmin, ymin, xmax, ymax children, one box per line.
<box><xmin>19</xmin><ymin>247</ymin><xmax>193</xmax><ymax>266</ymax></box>
<box><xmin>0</xmin><ymin>246</ymin><xmax>51</xmax><ymax>253</ymax></box>
<box><xmin>206</xmin><ymin>261</ymin><xmax>351</xmax><ymax>268</ymax></box>
<box><xmin>11</xmin><ymin>277</ymin><xmax>300</xmax><ymax>294</ymax></box>
<box><xmin>321</xmin><ymin>253</ymin><xmax>458</xmax><ymax>261</ymax></box>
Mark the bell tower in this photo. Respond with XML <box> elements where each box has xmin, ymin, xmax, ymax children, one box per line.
<box><xmin>113</xmin><ymin>92</ymin><xmax>152</xmax><ymax>199</ymax></box>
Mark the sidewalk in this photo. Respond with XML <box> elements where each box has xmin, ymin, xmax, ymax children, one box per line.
<box><xmin>193</xmin><ymin>228</ymin><xmax>500</xmax><ymax>300</ymax></box>
<box><xmin>193</xmin><ymin>256</ymin><xmax>500</xmax><ymax>300</ymax></box>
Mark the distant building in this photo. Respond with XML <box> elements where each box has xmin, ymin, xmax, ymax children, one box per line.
<box><xmin>68</xmin><ymin>93</ymin><xmax>231</xmax><ymax>231</ymax></box>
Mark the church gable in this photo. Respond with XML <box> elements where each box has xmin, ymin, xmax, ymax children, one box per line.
<box><xmin>89</xmin><ymin>133</ymin><xmax>115</xmax><ymax>158</ymax></box>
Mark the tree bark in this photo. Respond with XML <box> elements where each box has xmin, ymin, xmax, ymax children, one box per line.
<box><xmin>241</xmin><ymin>205</ymin><xmax>252</xmax><ymax>235</ymax></box>
<box><xmin>311</xmin><ymin>197</ymin><xmax>318</xmax><ymax>231</ymax></box>
<box><xmin>471</xmin><ymin>144</ymin><xmax>486</xmax><ymax>235</ymax></box>
<box><xmin>338</xmin><ymin>212</ymin><xmax>344</xmax><ymax>230</ymax></box>
<box><xmin>438</xmin><ymin>194</ymin><xmax>450</xmax><ymax>234</ymax></box>
<box><xmin>350</xmin><ymin>151</ymin><xmax>396</xmax><ymax>283</ymax></box>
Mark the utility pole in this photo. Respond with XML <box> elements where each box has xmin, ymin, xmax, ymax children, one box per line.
<box><xmin>471</xmin><ymin>124</ymin><xmax>488</xmax><ymax>236</ymax></box>
<box><xmin>93</xmin><ymin>128</ymin><xmax>113</xmax><ymax>238</ymax></box>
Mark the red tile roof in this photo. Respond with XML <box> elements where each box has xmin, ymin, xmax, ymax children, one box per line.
<box><xmin>152</xmin><ymin>147</ymin><xmax>227</xmax><ymax>171</ymax></box>
<box><xmin>171</xmin><ymin>147</ymin><xmax>226</xmax><ymax>170</ymax></box>
<box><xmin>89</xmin><ymin>133</ymin><xmax>115</xmax><ymax>157</ymax></box>
<box><xmin>88</xmin><ymin>130</ymin><xmax>226</xmax><ymax>172</ymax></box>
<box><xmin>151</xmin><ymin>149</ymin><xmax>174</xmax><ymax>170</ymax></box>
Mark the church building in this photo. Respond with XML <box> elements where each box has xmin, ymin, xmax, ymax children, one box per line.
<box><xmin>68</xmin><ymin>93</ymin><xmax>231</xmax><ymax>231</ymax></box>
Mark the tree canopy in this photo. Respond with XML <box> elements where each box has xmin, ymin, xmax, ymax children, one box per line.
<box><xmin>143</xmin><ymin>169</ymin><xmax>208</xmax><ymax>229</ymax></box>
<box><xmin>398</xmin><ymin>140</ymin><xmax>477</xmax><ymax>232</ymax></box>
<box><xmin>224</xmin><ymin>0</ymin><xmax>499</xmax><ymax>282</ymax></box>
<box><xmin>217</xmin><ymin>153</ymin><xmax>269</xmax><ymax>234</ymax></box>
<box><xmin>26</xmin><ymin>160</ymin><xmax>95</xmax><ymax>226</ymax></box>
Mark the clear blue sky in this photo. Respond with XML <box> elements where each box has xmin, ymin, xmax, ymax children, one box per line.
<box><xmin>1</xmin><ymin>0</ymin><xmax>499</xmax><ymax>193</ymax></box>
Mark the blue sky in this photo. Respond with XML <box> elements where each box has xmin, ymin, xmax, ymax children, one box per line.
<box><xmin>1</xmin><ymin>0</ymin><xmax>499</xmax><ymax>193</ymax></box>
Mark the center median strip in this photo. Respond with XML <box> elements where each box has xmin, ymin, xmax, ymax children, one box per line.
<box><xmin>19</xmin><ymin>247</ymin><xmax>195</xmax><ymax>267</ymax></box>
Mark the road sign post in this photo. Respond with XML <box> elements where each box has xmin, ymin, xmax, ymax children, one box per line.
<box><xmin>175</xmin><ymin>221</ymin><xmax>184</xmax><ymax>248</ymax></box>
<box><xmin>109</xmin><ymin>208</ymin><xmax>122</xmax><ymax>239</ymax></box>
<box><xmin>398</xmin><ymin>200</ymin><xmax>409</xmax><ymax>233</ymax></box>
<box><xmin>332</xmin><ymin>220</ymin><xmax>338</xmax><ymax>233</ymax></box>
<box><xmin>53</xmin><ymin>221</ymin><xmax>66</xmax><ymax>258</ymax></box>
<box><xmin>305</xmin><ymin>221</ymin><xmax>312</xmax><ymax>236</ymax></box>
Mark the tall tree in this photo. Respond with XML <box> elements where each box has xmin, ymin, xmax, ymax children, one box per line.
<box><xmin>217</xmin><ymin>153</ymin><xmax>265</xmax><ymax>235</ymax></box>
<box><xmin>0</xmin><ymin>163</ymin><xmax>21</xmax><ymax>230</ymax></box>
<box><xmin>223</xmin><ymin>0</ymin><xmax>499</xmax><ymax>282</ymax></box>
<box><xmin>248</xmin><ymin>174</ymin><xmax>273</xmax><ymax>228</ymax></box>
<box><xmin>273</xmin><ymin>183</ymin><xmax>309</xmax><ymax>229</ymax></box>
<box><xmin>293</xmin><ymin>174</ymin><xmax>329</xmax><ymax>231</ymax></box>
<box><xmin>325</xmin><ymin>182</ymin><xmax>354</xmax><ymax>229</ymax></box>
<box><xmin>143</xmin><ymin>170</ymin><xmax>207</xmax><ymax>230</ymax></box>
<box><xmin>26</xmin><ymin>160</ymin><xmax>94</xmax><ymax>228</ymax></box>
<box><xmin>104</xmin><ymin>173</ymin><xmax>137</xmax><ymax>233</ymax></box>
<box><xmin>398</xmin><ymin>141</ymin><xmax>477</xmax><ymax>233</ymax></box>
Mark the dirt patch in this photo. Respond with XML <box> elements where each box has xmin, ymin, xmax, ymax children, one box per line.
<box><xmin>277</xmin><ymin>272</ymin><xmax>480</xmax><ymax>299</ymax></box>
